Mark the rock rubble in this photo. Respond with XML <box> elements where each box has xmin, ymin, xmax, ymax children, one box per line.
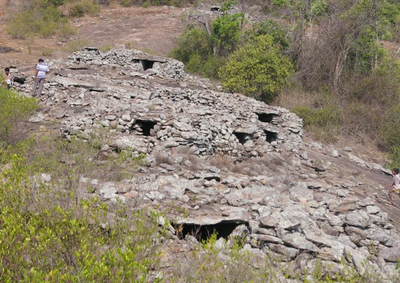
<box><xmin>15</xmin><ymin>47</ymin><xmax>400</xmax><ymax>280</ymax></box>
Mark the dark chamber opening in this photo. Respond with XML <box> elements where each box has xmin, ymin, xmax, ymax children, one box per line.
<box><xmin>141</xmin><ymin>60</ymin><xmax>155</xmax><ymax>70</ymax></box>
<box><xmin>257</xmin><ymin>113</ymin><xmax>278</xmax><ymax>123</ymax></box>
<box><xmin>134</xmin><ymin>120</ymin><xmax>157</xmax><ymax>136</ymax></box>
<box><xmin>233</xmin><ymin>132</ymin><xmax>253</xmax><ymax>145</ymax></box>
<box><xmin>175</xmin><ymin>221</ymin><xmax>245</xmax><ymax>241</ymax></box>
<box><xmin>265</xmin><ymin>131</ymin><xmax>278</xmax><ymax>143</ymax></box>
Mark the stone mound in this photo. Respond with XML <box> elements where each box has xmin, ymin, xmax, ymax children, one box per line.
<box><xmin>15</xmin><ymin>48</ymin><xmax>400</xmax><ymax>280</ymax></box>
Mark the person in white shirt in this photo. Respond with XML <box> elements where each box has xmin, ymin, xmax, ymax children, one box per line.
<box><xmin>31</xmin><ymin>58</ymin><xmax>50</xmax><ymax>96</ymax></box>
<box><xmin>4</xmin><ymin>67</ymin><xmax>13</xmax><ymax>89</ymax></box>
<box><xmin>386</xmin><ymin>168</ymin><xmax>400</xmax><ymax>205</ymax></box>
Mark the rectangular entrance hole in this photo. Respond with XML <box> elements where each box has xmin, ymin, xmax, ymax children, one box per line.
<box><xmin>141</xmin><ymin>60</ymin><xmax>155</xmax><ymax>70</ymax></box>
<box><xmin>257</xmin><ymin>113</ymin><xmax>278</xmax><ymax>123</ymax></box>
<box><xmin>133</xmin><ymin>120</ymin><xmax>157</xmax><ymax>136</ymax></box>
<box><xmin>233</xmin><ymin>132</ymin><xmax>253</xmax><ymax>145</ymax></box>
<box><xmin>174</xmin><ymin>221</ymin><xmax>246</xmax><ymax>241</ymax></box>
<box><xmin>265</xmin><ymin>130</ymin><xmax>278</xmax><ymax>143</ymax></box>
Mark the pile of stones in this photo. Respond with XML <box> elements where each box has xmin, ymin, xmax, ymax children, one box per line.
<box><xmin>16</xmin><ymin>48</ymin><xmax>399</xmax><ymax>280</ymax></box>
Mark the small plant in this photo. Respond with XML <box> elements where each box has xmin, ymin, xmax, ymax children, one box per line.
<box><xmin>69</xmin><ymin>3</ymin><xmax>85</xmax><ymax>17</ymax></box>
<box><xmin>100</xmin><ymin>44</ymin><xmax>113</xmax><ymax>52</ymax></box>
<box><xmin>0</xmin><ymin>88</ymin><xmax>38</xmax><ymax>146</ymax></box>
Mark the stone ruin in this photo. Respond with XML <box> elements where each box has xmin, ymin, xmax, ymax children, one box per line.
<box><xmin>15</xmin><ymin>48</ymin><xmax>400</xmax><ymax>281</ymax></box>
<box><xmin>25</xmin><ymin>47</ymin><xmax>303</xmax><ymax>158</ymax></box>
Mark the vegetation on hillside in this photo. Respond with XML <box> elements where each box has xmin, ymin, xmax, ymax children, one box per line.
<box><xmin>6</xmin><ymin>0</ymin><xmax>101</xmax><ymax>39</ymax></box>
<box><xmin>169</xmin><ymin>0</ymin><xmax>400</xmax><ymax>166</ymax></box>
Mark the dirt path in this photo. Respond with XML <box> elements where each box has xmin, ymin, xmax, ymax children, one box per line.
<box><xmin>78</xmin><ymin>6</ymin><xmax>184</xmax><ymax>57</ymax></box>
<box><xmin>306</xmin><ymin>148</ymin><xmax>400</xmax><ymax>226</ymax></box>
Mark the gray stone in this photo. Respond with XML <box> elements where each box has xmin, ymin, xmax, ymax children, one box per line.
<box><xmin>379</xmin><ymin>246</ymin><xmax>400</xmax><ymax>262</ymax></box>
<box><xmin>282</xmin><ymin>233</ymin><xmax>318</xmax><ymax>252</ymax></box>
<box><xmin>268</xmin><ymin>244</ymin><xmax>299</xmax><ymax>260</ymax></box>
<box><xmin>344</xmin><ymin>212</ymin><xmax>370</xmax><ymax>228</ymax></box>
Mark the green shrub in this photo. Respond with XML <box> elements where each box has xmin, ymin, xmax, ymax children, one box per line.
<box><xmin>169</xmin><ymin>27</ymin><xmax>213</xmax><ymax>64</ymax></box>
<box><xmin>7</xmin><ymin>6</ymin><xmax>70</xmax><ymax>39</ymax></box>
<box><xmin>100</xmin><ymin>44</ymin><xmax>113</xmax><ymax>52</ymax></box>
<box><xmin>219</xmin><ymin>35</ymin><xmax>294</xmax><ymax>102</ymax></box>
<box><xmin>244</xmin><ymin>20</ymin><xmax>289</xmax><ymax>50</ymax></box>
<box><xmin>0</xmin><ymin>149</ymin><xmax>162</xmax><ymax>282</ymax></box>
<box><xmin>211</xmin><ymin>11</ymin><xmax>243</xmax><ymax>56</ymax></box>
<box><xmin>119</xmin><ymin>0</ymin><xmax>137</xmax><ymax>6</ymax></box>
<box><xmin>69</xmin><ymin>1</ymin><xmax>100</xmax><ymax>17</ymax></box>
<box><xmin>293</xmin><ymin>105</ymin><xmax>341</xmax><ymax>142</ymax></box>
<box><xmin>0</xmin><ymin>88</ymin><xmax>38</xmax><ymax>145</ymax></box>
<box><xmin>69</xmin><ymin>3</ymin><xmax>85</xmax><ymax>17</ymax></box>
<box><xmin>58</xmin><ymin>23</ymin><xmax>76</xmax><ymax>38</ymax></box>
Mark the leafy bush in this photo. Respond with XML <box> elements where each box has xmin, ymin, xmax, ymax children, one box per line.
<box><xmin>219</xmin><ymin>35</ymin><xmax>293</xmax><ymax>102</ymax></box>
<box><xmin>211</xmin><ymin>12</ymin><xmax>243</xmax><ymax>56</ymax></box>
<box><xmin>69</xmin><ymin>0</ymin><xmax>100</xmax><ymax>17</ymax></box>
<box><xmin>0</xmin><ymin>88</ymin><xmax>38</xmax><ymax>145</ymax></box>
<box><xmin>245</xmin><ymin>20</ymin><xmax>290</xmax><ymax>50</ymax></box>
<box><xmin>170</xmin><ymin>27</ymin><xmax>212</xmax><ymax>64</ymax></box>
<box><xmin>69</xmin><ymin>3</ymin><xmax>85</xmax><ymax>16</ymax></box>
<box><xmin>7</xmin><ymin>5</ymin><xmax>71</xmax><ymax>39</ymax></box>
<box><xmin>119</xmin><ymin>0</ymin><xmax>136</xmax><ymax>7</ymax></box>
<box><xmin>0</xmin><ymin>148</ymin><xmax>162</xmax><ymax>282</ymax></box>
<box><xmin>170</xmin><ymin>27</ymin><xmax>226</xmax><ymax>78</ymax></box>
<box><xmin>293</xmin><ymin>105</ymin><xmax>341</xmax><ymax>142</ymax></box>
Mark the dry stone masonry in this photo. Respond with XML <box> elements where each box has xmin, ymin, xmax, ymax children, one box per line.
<box><xmin>16</xmin><ymin>48</ymin><xmax>400</xmax><ymax>281</ymax></box>
<box><xmin>21</xmin><ymin>47</ymin><xmax>303</xmax><ymax>158</ymax></box>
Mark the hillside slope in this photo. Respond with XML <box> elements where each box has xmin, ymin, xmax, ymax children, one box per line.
<box><xmin>10</xmin><ymin>47</ymin><xmax>400</xmax><ymax>280</ymax></box>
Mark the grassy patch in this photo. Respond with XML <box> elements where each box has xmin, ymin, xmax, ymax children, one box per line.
<box><xmin>293</xmin><ymin>105</ymin><xmax>341</xmax><ymax>142</ymax></box>
<box><xmin>0</xmin><ymin>147</ymin><xmax>161</xmax><ymax>282</ymax></box>
<box><xmin>0</xmin><ymin>88</ymin><xmax>38</xmax><ymax>146</ymax></box>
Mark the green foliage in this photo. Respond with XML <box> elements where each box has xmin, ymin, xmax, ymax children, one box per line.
<box><xmin>245</xmin><ymin>20</ymin><xmax>290</xmax><ymax>50</ymax></box>
<box><xmin>219</xmin><ymin>35</ymin><xmax>293</xmax><ymax>102</ymax></box>
<box><xmin>211</xmin><ymin>12</ymin><xmax>243</xmax><ymax>56</ymax></box>
<box><xmin>169</xmin><ymin>27</ymin><xmax>212</xmax><ymax>64</ymax></box>
<box><xmin>42</xmin><ymin>0</ymin><xmax>66</xmax><ymax>7</ymax></box>
<box><xmin>293</xmin><ymin>105</ymin><xmax>341</xmax><ymax>142</ymax></box>
<box><xmin>310</xmin><ymin>0</ymin><xmax>328</xmax><ymax>17</ymax></box>
<box><xmin>0</xmin><ymin>136</ymin><xmax>161</xmax><ymax>282</ymax></box>
<box><xmin>7</xmin><ymin>5</ymin><xmax>70</xmax><ymax>39</ymax></box>
<box><xmin>69</xmin><ymin>0</ymin><xmax>100</xmax><ymax>17</ymax></box>
<box><xmin>0</xmin><ymin>88</ymin><xmax>38</xmax><ymax>145</ymax></box>
<box><xmin>69</xmin><ymin>3</ymin><xmax>85</xmax><ymax>16</ymax></box>
<box><xmin>100</xmin><ymin>44</ymin><xmax>113</xmax><ymax>52</ymax></box>
<box><xmin>185</xmin><ymin>54</ymin><xmax>226</xmax><ymax>78</ymax></box>
<box><xmin>119</xmin><ymin>0</ymin><xmax>135</xmax><ymax>6</ymax></box>
<box><xmin>170</xmin><ymin>27</ymin><xmax>225</xmax><ymax>78</ymax></box>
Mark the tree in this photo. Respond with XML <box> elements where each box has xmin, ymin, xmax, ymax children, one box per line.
<box><xmin>219</xmin><ymin>35</ymin><xmax>293</xmax><ymax>103</ymax></box>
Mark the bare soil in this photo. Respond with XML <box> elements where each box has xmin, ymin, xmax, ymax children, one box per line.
<box><xmin>0</xmin><ymin>2</ymin><xmax>184</xmax><ymax>75</ymax></box>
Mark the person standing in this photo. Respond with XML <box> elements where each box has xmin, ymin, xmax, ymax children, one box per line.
<box><xmin>386</xmin><ymin>168</ymin><xmax>400</xmax><ymax>205</ymax></box>
<box><xmin>4</xmin><ymin>67</ymin><xmax>13</xmax><ymax>89</ymax></box>
<box><xmin>31</xmin><ymin>59</ymin><xmax>50</xmax><ymax>96</ymax></box>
